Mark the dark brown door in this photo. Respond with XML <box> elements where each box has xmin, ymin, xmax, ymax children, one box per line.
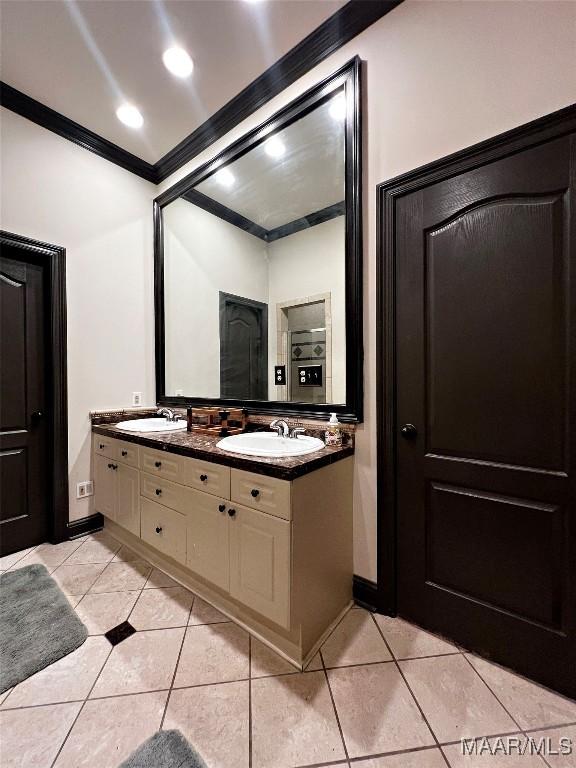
<box><xmin>219</xmin><ymin>292</ymin><xmax>268</xmax><ymax>400</ymax></box>
<box><xmin>0</xmin><ymin>249</ymin><xmax>48</xmax><ymax>554</ymax></box>
<box><xmin>394</xmin><ymin>134</ymin><xmax>575</xmax><ymax>697</ymax></box>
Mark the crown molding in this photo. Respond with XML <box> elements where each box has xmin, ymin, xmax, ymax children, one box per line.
<box><xmin>0</xmin><ymin>0</ymin><xmax>403</xmax><ymax>185</ymax></box>
<box><xmin>0</xmin><ymin>82</ymin><xmax>157</xmax><ymax>183</ymax></box>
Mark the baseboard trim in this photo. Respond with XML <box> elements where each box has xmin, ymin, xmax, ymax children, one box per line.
<box><xmin>353</xmin><ymin>574</ymin><xmax>379</xmax><ymax>612</ymax></box>
<box><xmin>67</xmin><ymin>513</ymin><xmax>104</xmax><ymax>539</ymax></box>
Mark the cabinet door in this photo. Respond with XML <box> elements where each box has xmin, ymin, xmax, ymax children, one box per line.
<box><xmin>94</xmin><ymin>453</ymin><xmax>117</xmax><ymax>520</ymax></box>
<box><xmin>229</xmin><ymin>504</ymin><xmax>290</xmax><ymax>628</ymax></box>
<box><xmin>116</xmin><ymin>463</ymin><xmax>140</xmax><ymax>536</ymax></box>
<box><xmin>187</xmin><ymin>491</ymin><xmax>229</xmax><ymax>592</ymax></box>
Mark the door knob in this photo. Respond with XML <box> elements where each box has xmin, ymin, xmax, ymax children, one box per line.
<box><xmin>31</xmin><ymin>410</ymin><xmax>43</xmax><ymax>422</ymax></box>
<box><xmin>400</xmin><ymin>423</ymin><xmax>418</xmax><ymax>439</ymax></box>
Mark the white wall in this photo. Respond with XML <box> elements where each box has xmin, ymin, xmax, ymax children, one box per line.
<box><xmin>158</xmin><ymin>0</ymin><xmax>576</xmax><ymax>582</ymax></box>
<box><xmin>0</xmin><ymin>108</ymin><xmax>156</xmax><ymax>522</ymax></box>
<box><xmin>267</xmin><ymin>217</ymin><xmax>346</xmax><ymax>403</ymax></box>
<box><xmin>163</xmin><ymin>199</ymin><xmax>269</xmax><ymax>396</ymax></box>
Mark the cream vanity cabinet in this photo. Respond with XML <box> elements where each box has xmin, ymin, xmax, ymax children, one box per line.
<box><xmin>93</xmin><ymin>437</ymin><xmax>140</xmax><ymax>535</ymax></box>
<box><xmin>93</xmin><ymin>433</ymin><xmax>353</xmax><ymax>666</ymax></box>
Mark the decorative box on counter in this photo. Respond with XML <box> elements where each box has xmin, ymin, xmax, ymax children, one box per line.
<box><xmin>187</xmin><ymin>406</ymin><xmax>247</xmax><ymax>436</ymax></box>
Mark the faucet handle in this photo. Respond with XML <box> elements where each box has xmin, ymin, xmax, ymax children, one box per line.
<box><xmin>290</xmin><ymin>427</ymin><xmax>306</xmax><ymax>439</ymax></box>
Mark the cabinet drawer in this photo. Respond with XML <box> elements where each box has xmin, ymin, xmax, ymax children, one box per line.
<box><xmin>229</xmin><ymin>503</ymin><xmax>291</xmax><ymax>629</ymax></box>
<box><xmin>140</xmin><ymin>446</ymin><xmax>183</xmax><ymax>482</ymax></box>
<box><xmin>181</xmin><ymin>457</ymin><xmax>230</xmax><ymax>498</ymax></box>
<box><xmin>115</xmin><ymin>439</ymin><xmax>139</xmax><ymax>469</ymax></box>
<box><xmin>141</xmin><ymin>497</ymin><xmax>186</xmax><ymax>564</ymax></box>
<box><xmin>140</xmin><ymin>472</ymin><xmax>195</xmax><ymax>516</ymax></box>
<box><xmin>231</xmin><ymin>469</ymin><xmax>291</xmax><ymax>520</ymax></box>
<box><xmin>94</xmin><ymin>434</ymin><xmax>117</xmax><ymax>460</ymax></box>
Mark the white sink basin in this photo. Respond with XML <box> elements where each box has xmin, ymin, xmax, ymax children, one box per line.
<box><xmin>217</xmin><ymin>432</ymin><xmax>325</xmax><ymax>458</ymax></box>
<box><xmin>115</xmin><ymin>418</ymin><xmax>187</xmax><ymax>432</ymax></box>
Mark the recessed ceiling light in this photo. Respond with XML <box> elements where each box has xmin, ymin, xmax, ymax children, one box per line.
<box><xmin>163</xmin><ymin>47</ymin><xmax>194</xmax><ymax>78</ymax></box>
<box><xmin>264</xmin><ymin>136</ymin><xmax>286</xmax><ymax>159</ymax></box>
<box><xmin>215</xmin><ymin>168</ymin><xmax>235</xmax><ymax>188</ymax></box>
<box><xmin>116</xmin><ymin>103</ymin><xmax>143</xmax><ymax>129</ymax></box>
<box><xmin>329</xmin><ymin>93</ymin><xmax>347</xmax><ymax>122</ymax></box>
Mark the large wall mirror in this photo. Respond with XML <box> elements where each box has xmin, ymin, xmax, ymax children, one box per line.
<box><xmin>154</xmin><ymin>57</ymin><xmax>362</xmax><ymax>421</ymax></box>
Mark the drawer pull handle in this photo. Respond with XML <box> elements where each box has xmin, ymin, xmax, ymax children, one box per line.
<box><xmin>155</xmin><ymin>526</ymin><xmax>162</xmax><ymax>534</ymax></box>
<box><xmin>155</xmin><ymin>488</ymin><xmax>162</xmax><ymax>496</ymax></box>
<box><xmin>218</xmin><ymin>504</ymin><xmax>226</xmax><ymax>512</ymax></box>
<box><xmin>251</xmin><ymin>489</ymin><xmax>260</xmax><ymax>498</ymax></box>
<box><xmin>122</xmin><ymin>450</ymin><xmax>128</xmax><ymax>457</ymax></box>
<box><xmin>154</xmin><ymin>461</ymin><xmax>162</xmax><ymax>468</ymax></box>
<box><xmin>108</xmin><ymin>463</ymin><xmax>118</xmax><ymax>470</ymax></box>
<box><xmin>227</xmin><ymin>508</ymin><xmax>236</xmax><ymax>518</ymax></box>
<box><xmin>200</xmin><ymin>474</ymin><xmax>208</xmax><ymax>482</ymax></box>
<box><xmin>99</xmin><ymin>443</ymin><xmax>105</xmax><ymax>450</ymax></box>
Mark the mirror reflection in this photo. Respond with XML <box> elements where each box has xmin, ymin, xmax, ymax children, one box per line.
<box><xmin>163</xmin><ymin>89</ymin><xmax>346</xmax><ymax>404</ymax></box>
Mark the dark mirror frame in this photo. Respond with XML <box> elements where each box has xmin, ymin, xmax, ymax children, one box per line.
<box><xmin>154</xmin><ymin>56</ymin><xmax>363</xmax><ymax>422</ymax></box>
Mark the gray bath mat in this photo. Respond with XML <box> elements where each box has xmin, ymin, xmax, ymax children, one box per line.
<box><xmin>0</xmin><ymin>563</ymin><xmax>88</xmax><ymax>693</ymax></box>
<box><xmin>119</xmin><ymin>730</ymin><xmax>206</xmax><ymax>768</ymax></box>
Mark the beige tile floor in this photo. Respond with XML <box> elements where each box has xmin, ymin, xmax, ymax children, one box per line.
<box><xmin>1</xmin><ymin>531</ymin><xmax>575</xmax><ymax>768</ymax></box>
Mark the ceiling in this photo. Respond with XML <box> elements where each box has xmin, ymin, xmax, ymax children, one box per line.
<box><xmin>0</xmin><ymin>0</ymin><xmax>346</xmax><ymax>164</ymax></box>
<box><xmin>194</xmin><ymin>95</ymin><xmax>345</xmax><ymax>230</ymax></box>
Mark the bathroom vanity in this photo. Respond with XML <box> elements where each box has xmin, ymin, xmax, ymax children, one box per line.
<box><xmin>92</xmin><ymin>422</ymin><xmax>353</xmax><ymax>668</ymax></box>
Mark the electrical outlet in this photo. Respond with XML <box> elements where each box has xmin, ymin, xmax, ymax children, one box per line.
<box><xmin>132</xmin><ymin>392</ymin><xmax>142</xmax><ymax>406</ymax></box>
<box><xmin>76</xmin><ymin>481</ymin><xmax>94</xmax><ymax>499</ymax></box>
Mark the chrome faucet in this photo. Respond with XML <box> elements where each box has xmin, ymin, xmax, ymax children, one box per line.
<box><xmin>157</xmin><ymin>407</ymin><xmax>180</xmax><ymax>422</ymax></box>
<box><xmin>289</xmin><ymin>427</ymin><xmax>306</xmax><ymax>440</ymax></box>
<box><xmin>270</xmin><ymin>419</ymin><xmax>289</xmax><ymax>438</ymax></box>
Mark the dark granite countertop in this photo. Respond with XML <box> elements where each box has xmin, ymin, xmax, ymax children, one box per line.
<box><xmin>92</xmin><ymin>423</ymin><xmax>353</xmax><ymax>480</ymax></box>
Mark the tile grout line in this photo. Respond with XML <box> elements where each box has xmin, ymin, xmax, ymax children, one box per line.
<box><xmin>458</xmin><ymin>651</ymin><xmax>553</xmax><ymax>768</ymax></box>
<box><xmin>320</xmin><ymin>647</ymin><xmax>350</xmax><ymax>764</ymax></box>
<box><xmin>369</xmin><ymin>613</ymin><xmax>451</xmax><ymax>768</ymax></box>
<box><xmin>249</xmin><ymin>634</ymin><xmax>253</xmax><ymax>768</ymax></box>
<box><xmin>49</xmin><ymin>639</ymin><xmax>115</xmax><ymax>767</ymax></box>
<box><xmin>159</xmin><ymin>593</ymin><xmax>196</xmax><ymax>730</ymax></box>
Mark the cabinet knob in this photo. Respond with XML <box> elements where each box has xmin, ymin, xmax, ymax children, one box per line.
<box><xmin>218</xmin><ymin>504</ymin><xmax>226</xmax><ymax>512</ymax></box>
<box><xmin>227</xmin><ymin>508</ymin><xmax>236</xmax><ymax>518</ymax></box>
<box><xmin>99</xmin><ymin>443</ymin><xmax>105</xmax><ymax>450</ymax></box>
<box><xmin>154</xmin><ymin>461</ymin><xmax>162</xmax><ymax>468</ymax></box>
<box><xmin>155</xmin><ymin>526</ymin><xmax>162</xmax><ymax>534</ymax></box>
<box><xmin>200</xmin><ymin>474</ymin><xmax>208</xmax><ymax>482</ymax></box>
<box><xmin>122</xmin><ymin>450</ymin><xmax>128</xmax><ymax>457</ymax></box>
<box><xmin>155</xmin><ymin>488</ymin><xmax>162</xmax><ymax>496</ymax></box>
<box><xmin>251</xmin><ymin>489</ymin><xmax>260</xmax><ymax>498</ymax></box>
<box><xmin>107</xmin><ymin>463</ymin><xmax>113</xmax><ymax>469</ymax></box>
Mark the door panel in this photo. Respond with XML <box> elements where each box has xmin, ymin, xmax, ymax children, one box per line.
<box><xmin>425</xmin><ymin>195</ymin><xmax>566</xmax><ymax>469</ymax></box>
<box><xmin>187</xmin><ymin>490</ymin><xmax>229</xmax><ymax>592</ymax></box>
<box><xmin>391</xmin><ymin>131</ymin><xmax>576</xmax><ymax>697</ymax></box>
<box><xmin>229</xmin><ymin>503</ymin><xmax>290</xmax><ymax>629</ymax></box>
<box><xmin>0</xmin><ymin>255</ymin><xmax>47</xmax><ymax>553</ymax></box>
<box><xmin>116</xmin><ymin>463</ymin><xmax>140</xmax><ymax>536</ymax></box>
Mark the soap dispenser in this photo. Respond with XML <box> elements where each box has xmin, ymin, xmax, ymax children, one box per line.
<box><xmin>325</xmin><ymin>412</ymin><xmax>342</xmax><ymax>447</ymax></box>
